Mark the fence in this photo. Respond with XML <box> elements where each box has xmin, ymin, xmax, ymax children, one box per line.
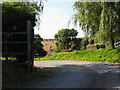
<box><xmin>115</xmin><ymin>41</ymin><xmax>120</xmax><ymax>47</ymax></box>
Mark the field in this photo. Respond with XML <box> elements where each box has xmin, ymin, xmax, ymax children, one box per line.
<box><xmin>41</xmin><ymin>40</ymin><xmax>56</xmax><ymax>52</ymax></box>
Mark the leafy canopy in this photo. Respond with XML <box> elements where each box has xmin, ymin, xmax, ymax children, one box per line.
<box><xmin>71</xmin><ymin>1</ymin><xmax>120</xmax><ymax>48</ymax></box>
<box><xmin>54</xmin><ymin>28</ymin><xmax>78</xmax><ymax>51</ymax></box>
<box><xmin>2</xmin><ymin>1</ymin><xmax>43</xmax><ymax>30</ymax></box>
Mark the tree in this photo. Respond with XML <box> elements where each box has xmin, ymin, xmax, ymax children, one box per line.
<box><xmin>71</xmin><ymin>1</ymin><xmax>120</xmax><ymax>48</ymax></box>
<box><xmin>2</xmin><ymin>1</ymin><xmax>43</xmax><ymax>32</ymax></box>
<box><xmin>2</xmin><ymin>2</ymin><xmax>44</xmax><ymax>62</ymax></box>
<box><xmin>34</xmin><ymin>34</ymin><xmax>47</xmax><ymax>57</ymax></box>
<box><xmin>96</xmin><ymin>2</ymin><xmax>120</xmax><ymax>48</ymax></box>
<box><xmin>81</xmin><ymin>35</ymin><xmax>89</xmax><ymax>49</ymax></box>
<box><xmin>54</xmin><ymin>28</ymin><xmax>78</xmax><ymax>51</ymax></box>
<box><xmin>72</xmin><ymin>2</ymin><xmax>102</xmax><ymax>40</ymax></box>
<box><xmin>72</xmin><ymin>38</ymin><xmax>82</xmax><ymax>50</ymax></box>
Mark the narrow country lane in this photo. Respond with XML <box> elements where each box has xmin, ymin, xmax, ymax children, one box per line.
<box><xmin>27</xmin><ymin>60</ymin><xmax>120</xmax><ymax>88</ymax></box>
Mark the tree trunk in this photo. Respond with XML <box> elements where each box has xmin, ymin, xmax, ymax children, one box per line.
<box><xmin>110</xmin><ymin>36</ymin><xmax>115</xmax><ymax>49</ymax></box>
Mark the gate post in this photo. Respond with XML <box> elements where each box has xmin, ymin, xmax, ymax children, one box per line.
<box><xmin>0</xmin><ymin>4</ymin><xmax>2</xmax><ymax>90</ymax></box>
<box><xmin>27</xmin><ymin>20</ymin><xmax>33</xmax><ymax>72</ymax></box>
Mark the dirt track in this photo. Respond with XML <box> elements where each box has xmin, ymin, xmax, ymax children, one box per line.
<box><xmin>28</xmin><ymin>60</ymin><xmax>120</xmax><ymax>88</ymax></box>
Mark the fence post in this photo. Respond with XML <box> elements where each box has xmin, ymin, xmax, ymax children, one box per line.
<box><xmin>31</xmin><ymin>22</ymin><xmax>34</xmax><ymax>70</ymax></box>
<box><xmin>27</xmin><ymin>20</ymin><xmax>33</xmax><ymax>72</ymax></box>
<box><xmin>0</xmin><ymin>4</ymin><xmax>2</xmax><ymax>90</ymax></box>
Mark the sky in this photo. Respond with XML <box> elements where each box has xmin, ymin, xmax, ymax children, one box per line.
<box><xmin>34</xmin><ymin>0</ymin><xmax>84</xmax><ymax>39</ymax></box>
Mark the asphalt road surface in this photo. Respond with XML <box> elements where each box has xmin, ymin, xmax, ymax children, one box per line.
<box><xmin>29</xmin><ymin>60</ymin><xmax>120</xmax><ymax>88</ymax></box>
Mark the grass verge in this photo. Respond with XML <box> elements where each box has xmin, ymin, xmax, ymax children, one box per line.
<box><xmin>40</xmin><ymin>48</ymin><xmax>120</xmax><ymax>63</ymax></box>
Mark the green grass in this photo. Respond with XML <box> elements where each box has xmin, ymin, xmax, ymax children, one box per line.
<box><xmin>40</xmin><ymin>48</ymin><xmax>120</xmax><ymax>63</ymax></box>
<box><xmin>1</xmin><ymin>57</ymin><xmax>16</xmax><ymax>60</ymax></box>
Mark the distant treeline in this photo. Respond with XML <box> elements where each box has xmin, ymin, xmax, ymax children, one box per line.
<box><xmin>43</xmin><ymin>39</ymin><xmax>55</xmax><ymax>41</ymax></box>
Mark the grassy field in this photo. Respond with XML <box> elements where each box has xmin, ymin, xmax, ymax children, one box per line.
<box><xmin>41</xmin><ymin>40</ymin><xmax>56</xmax><ymax>52</ymax></box>
<box><xmin>40</xmin><ymin>48</ymin><xmax>120</xmax><ymax>63</ymax></box>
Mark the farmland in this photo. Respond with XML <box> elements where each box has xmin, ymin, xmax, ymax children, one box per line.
<box><xmin>41</xmin><ymin>40</ymin><xmax>56</xmax><ymax>52</ymax></box>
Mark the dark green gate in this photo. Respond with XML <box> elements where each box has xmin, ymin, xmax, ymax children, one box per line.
<box><xmin>2</xmin><ymin>20</ymin><xmax>34</xmax><ymax>71</ymax></box>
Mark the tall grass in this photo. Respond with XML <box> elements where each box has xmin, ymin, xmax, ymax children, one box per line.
<box><xmin>40</xmin><ymin>48</ymin><xmax>120</xmax><ymax>63</ymax></box>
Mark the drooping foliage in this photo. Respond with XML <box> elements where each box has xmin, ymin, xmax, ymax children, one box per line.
<box><xmin>72</xmin><ymin>1</ymin><xmax>120</xmax><ymax>48</ymax></box>
<box><xmin>97</xmin><ymin>2</ymin><xmax>120</xmax><ymax>48</ymax></box>
<box><xmin>81</xmin><ymin>34</ymin><xmax>89</xmax><ymax>49</ymax></box>
<box><xmin>72</xmin><ymin>2</ymin><xmax>102</xmax><ymax>38</ymax></box>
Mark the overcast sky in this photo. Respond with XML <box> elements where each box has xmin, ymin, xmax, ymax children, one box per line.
<box><xmin>34</xmin><ymin>0</ymin><xmax>84</xmax><ymax>39</ymax></box>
